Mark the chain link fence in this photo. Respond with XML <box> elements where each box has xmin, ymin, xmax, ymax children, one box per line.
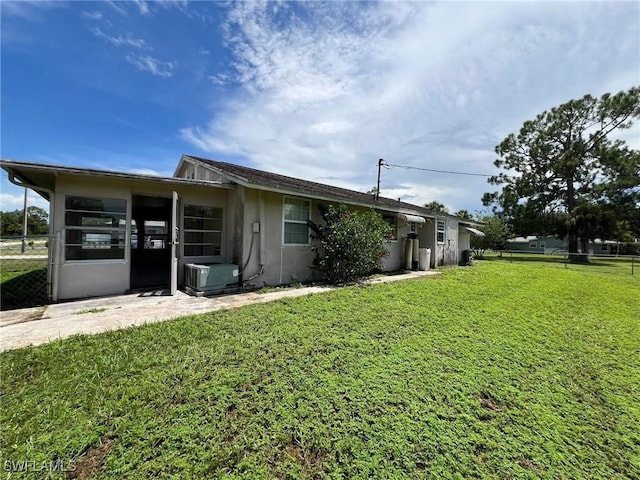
<box><xmin>1</xmin><ymin>235</ymin><xmax>52</xmax><ymax>310</ymax></box>
<box><xmin>483</xmin><ymin>250</ymin><xmax>637</xmax><ymax>276</ymax></box>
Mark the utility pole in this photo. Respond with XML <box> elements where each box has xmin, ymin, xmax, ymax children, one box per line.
<box><xmin>376</xmin><ymin>158</ymin><xmax>384</xmax><ymax>200</ymax></box>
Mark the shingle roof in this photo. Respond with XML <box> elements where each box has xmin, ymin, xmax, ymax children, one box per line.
<box><xmin>183</xmin><ymin>154</ymin><xmax>452</xmax><ymax>218</ymax></box>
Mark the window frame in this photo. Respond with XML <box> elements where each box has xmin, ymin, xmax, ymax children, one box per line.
<box><xmin>437</xmin><ymin>220</ymin><xmax>446</xmax><ymax>244</ymax></box>
<box><xmin>282</xmin><ymin>196</ymin><xmax>311</xmax><ymax>246</ymax></box>
<box><xmin>64</xmin><ymin>195</ymin><xmax>127</xmax><ymax>262</ymax></box>
<box><xmin>183</xmin><ymin>204</ymin><xmax>223</xmax><ymax>257</ymax></box>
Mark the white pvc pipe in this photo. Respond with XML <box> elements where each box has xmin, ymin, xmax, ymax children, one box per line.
<box><xmin>405</xmin><ymin>238</ymin><xmax>413</xmax><ymax>270</ymax></box>
<box><xmin>412</xmin><ymin>237</ymin><xmax>419</xmax><ymax>270</ymax></box>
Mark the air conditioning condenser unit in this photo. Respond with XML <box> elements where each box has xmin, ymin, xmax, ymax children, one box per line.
<box><xmin>184</xmin><ymin>263</ymin><xmax>239</xmax><ymax>296</ymax></box>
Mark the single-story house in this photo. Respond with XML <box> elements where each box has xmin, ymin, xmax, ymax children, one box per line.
<box><xmin>1</xmin><ymin>155</ymin><xmax>483</xmax><ymax>301</ymax></box>
<box><xmin>507</xmin><ymin>236</ymin><xmax>618</xmax><ymax>254</ymax></box>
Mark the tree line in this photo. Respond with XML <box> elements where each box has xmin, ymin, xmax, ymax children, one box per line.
<box><xmin>0</xmin><ymin>207</ymin><xmax>49</xmax><ymax>236</ymax></box>
<box><xmin>428</xmin><ymin>86</ymin><xmax>639</xmax><ymax>260</ymax></box>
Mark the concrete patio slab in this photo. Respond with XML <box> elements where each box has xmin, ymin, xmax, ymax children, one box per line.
<box><xmin>0</xmin><ymin>270</ymin><xmax>438</xmax><ymax>352</ymax></box>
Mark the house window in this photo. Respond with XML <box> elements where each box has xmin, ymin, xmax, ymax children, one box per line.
<box><xmin>65</xmin><ymin>195</ymin><xmax>126</xmax><ymax>261</ymax></box>
<box><xmin>183</xmin><ymin>205</ymin><xmax>223</xmax><ymax>256</ymax></box>
<box><xmin>382</xmin><ymin>214</ymin><xmax>397</xmax><ymax>240</ymax></box>
<box><xmin>601</xmin><ymin>244</ymin><xmax>608</xmax><ymax>251</ymax></box>
<box><xmin>529</xmin><ymin>240</ymin><xmax>537</xmax><ymax>248</ymax></box>
<box><xmin>283</xmin><ymin>197</ymin><xmax>310</xmax><ymax>245</ymax></box>
<box><xmin>437</xmin><ymin>220</ymin><xmax>446</xmax><ymax>243</ymax></box>
<box><xmin>539</xmin><ymin>241</ymin><xmax>546</xmax><ymax>250</ymax></box>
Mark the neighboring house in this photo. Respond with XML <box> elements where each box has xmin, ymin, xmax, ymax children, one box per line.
<box><xmin>507</xmin><ymin>236</ymin><xmax>618</xmax><ymax>254</ymax></box>
<box><xmin>507</xmin><ymin>236</ymin><xmax>567</xmax><ymax>253</ymax></box>
<box><xmin>1</xmin><ymin>155</ymin><xmax>483</xmax><ymax>301</ymax></box>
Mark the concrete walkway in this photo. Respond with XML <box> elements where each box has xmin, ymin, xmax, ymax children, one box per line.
<box><xmin>0</xmin><ymin>271</ymin><xmax>438</xmax><ymax>352</ymax></box>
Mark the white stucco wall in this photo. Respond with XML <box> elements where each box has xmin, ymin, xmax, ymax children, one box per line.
<box><xmin>239</xmin><ymin>190</ymin><xmax>317</xmax><ymax>287</ymax></box>
<box><xmin>236</xmin><ymin>192</ymin><xmax>427</xmax><ymax>287</ymax></box>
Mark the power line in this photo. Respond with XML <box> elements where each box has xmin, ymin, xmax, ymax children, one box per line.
<box><xmin>383</xmin><ymin>161</ymin><xmax>495</xmax><ymax>178</ymax></box>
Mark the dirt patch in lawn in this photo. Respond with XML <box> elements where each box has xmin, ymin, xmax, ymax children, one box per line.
<box><xmin>518</xmin><ymin>456</ymin><xmax>544</xmax><ymax>474</ymax></box>
<box><xmin>267</xmin><ymin>440</ymin><xmax>329</xmax><ymax>478</ymax></box>
<box><xmin>67</xmin><ymin>436</ymin><xmax>114</xmax><ymax>480</ymax></box>
<box><xmin>479</xmin><ymin>392</ymin><xmax>502</xmax><ymax>412</ymax></box>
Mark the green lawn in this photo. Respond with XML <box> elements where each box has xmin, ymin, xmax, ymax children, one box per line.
<box><xmin>1</xmin><ymin>262</ymin><xmax>639</xmax><ymax>479</ymax></box>
<box><xmin>481</xmin><ymin>251</ymin><xmax>638</xmax><ymax>276</ymax></box>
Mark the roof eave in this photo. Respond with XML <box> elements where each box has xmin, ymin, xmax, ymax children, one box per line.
<box><xmin>1</xmin><ymin>159</ymin><xmax>232</xmax><ymax>189</ymax></box>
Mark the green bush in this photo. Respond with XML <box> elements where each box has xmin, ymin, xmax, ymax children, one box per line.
<box><xmin>308</xmin><ymin>204</ymin><xmax>390</xmax><ymax>284</ymax></box>
<box><xmin>471</xmin><ymin>214</ymin><xmax>510</xmax><ymax>258</ymax></box>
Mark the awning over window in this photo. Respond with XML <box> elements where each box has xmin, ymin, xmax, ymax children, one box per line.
<box><xmin>398</xmin><ymin>213</ymin><xmax>426</xmax><ymax>224</ymax></box>
<box><xmin>462</xmin><ymin>226</ymin><xmax>485</xmax><ymax>237</ymax></box>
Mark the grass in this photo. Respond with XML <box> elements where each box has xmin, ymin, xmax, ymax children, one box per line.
<box><xmin>1</xmin><ymin>261</ymin><xmax>639</xmax><ymax>479</ymax></box>
<box><xmin>0</xmin><ymin>265</ymin><xmax>48</xmax><ymax>309</ymax></box>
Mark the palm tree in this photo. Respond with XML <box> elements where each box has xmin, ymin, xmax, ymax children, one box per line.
<box><xmin>455</xmin><ymin>209</ymin><xmax>473</xmax><ymax>219</ymax></box>
<box><xmin>424</xmin><ymin>201</ymin><xmax>448</xmax><ymax>213</ymax></box>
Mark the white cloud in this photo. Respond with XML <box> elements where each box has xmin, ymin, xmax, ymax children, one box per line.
<box><xmin>91</xmin><ymin>27</ymin><xmax>147</xmax><ymax>49</ymax></box>
<box><xmin>125</xmin><ymin>54</ymin><xmax>175</xmax><ymax>77</ymax></box>
<box><xmin>134</xmin><ymin>0</ymin><xmax>150</xmax><ymax>16</ymax></box>
<box><xmin>181</xmin><ymin>2</ymin><xmax>639</xmax><ymax>212</ymax></box>
<box><xmin>82</xmin><ymin>11</ymin><xmax>103</xmax><ymax>20</ymax></box>
<box><xmin>0</xmin><ymin>1</ymin><xmax>61</xmax><ymax>20</ymax></box>
<box><xmin>0</xmin><ymin>190</ymin><xmax>49</xmax><ymax>212</ymax></box>
<box><xmin>156</xmin><ymin>0</ymin><xmax>189</xmax><ymax>12</ymax></box>
<box><xmin>106</xmin><ymin>1</ymin><xmax>127</xmax><ymax>16</ymax></box>
<box><xmin>208</xmin><ymin>73</ymin><xmax>229</xmax><ymax>86</ymax></box>
<box><xmin>124</xmin><ymin>168</ymin><xmax>163</xmax><ymax>177</ymax></box>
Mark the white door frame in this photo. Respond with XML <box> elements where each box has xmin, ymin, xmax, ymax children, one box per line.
<box><xmin>171</xmin><ymin>191</ymin><xmax>180</xmax><ymax>295</ymax></box>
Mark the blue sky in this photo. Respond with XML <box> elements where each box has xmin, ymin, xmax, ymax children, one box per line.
<box><xmin>1</xmin><ymin>0</ymin><xmax>639</xmax><ymax>215</ymax></box>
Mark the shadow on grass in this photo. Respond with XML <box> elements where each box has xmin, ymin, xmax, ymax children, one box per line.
<box><xmin>1</xmin><ymin>268</ymin><xmax>48</xmax><ymax>310</ymax></box>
